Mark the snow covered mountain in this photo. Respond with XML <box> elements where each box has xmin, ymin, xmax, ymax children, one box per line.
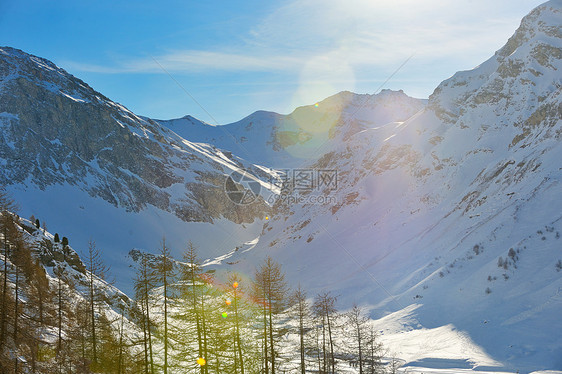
<box><xmin>0</xmin><ymin>46</ymin><xmax>278</xmax><ymax>292</ymax></box>
<box><xmin>0</xmin><ymin>46</ymin><xmax>275</xmax><ymax>223</ymax></box>
<box><xmin>158</xmin><ymin>89</ymin><xmax>426</xmax><ymax>168</ymax></box>
<box><xmin>200</xmin><ymin>1</ymin><xmax>562</xmax><ymax>371</ymax></box>
<box><xmin>0</xmin><ymin>47</ymin><xmax>425</xmax><ymax>295</ymax></box>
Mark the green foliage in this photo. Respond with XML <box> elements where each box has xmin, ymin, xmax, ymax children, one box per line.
<box><xmin>37</xmin><ymin>344</ymin><xmax>56</xmax><ymax>361</ymax></box>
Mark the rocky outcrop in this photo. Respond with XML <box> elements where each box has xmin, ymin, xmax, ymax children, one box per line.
<box><xmin>0</xmin><ymin>47</ymin><xmax>270</xmax><ymax>224</ymax></box>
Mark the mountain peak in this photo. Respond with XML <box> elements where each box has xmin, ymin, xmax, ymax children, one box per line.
<box><xmin>314</xmin><ymin>88</ymin><xmax>412</xmax><ymax>108</ymax></box>
<box><xmin>428</xmin><ymin>1</ymin><xmax>562</xmax><ymax>124</ymax></box>
<box><xmin>496</xmin><ymin>0</ymin><xmax>562</xmax><ymax>59</ymax></box>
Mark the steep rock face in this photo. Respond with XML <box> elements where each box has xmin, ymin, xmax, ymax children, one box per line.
<box><xmin>429</xmin><ymin>0</ymin><xmax>562</xmax><ymax>130</ymax></box>
<box><xmin>0</xmin><ymin>47</ymin><xmax>270</xmax><ymax>224</ymax></box>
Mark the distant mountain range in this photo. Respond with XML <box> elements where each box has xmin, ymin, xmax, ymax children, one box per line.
<box><xmin>1</xmin><ymin>0</ymin><xmax>561</xmax><ymax>372</ymax></box>
<box><xmin>157</xmin><ymin>89</ymin><xmax>426</xmax><ymax>168</ymax></box>
<box><xmin>0</xmin><ymin>46</ymin><xmax>425</xmax><ymax>295</ymax></box>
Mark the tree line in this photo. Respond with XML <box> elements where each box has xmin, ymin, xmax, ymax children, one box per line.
<box><xmin>0</xmin><ymin>190</ymin><xmax>139</xmax><ymax>373</ymax></box>
<box><xmin>1</xmin><ymin>189</ymin><xmax>393</xmax><ymax>373</ymax></box>
<box><xmin>132</xmin><ymin>239</ymin><xmax>389</xmax><ymax>374</ymax></box>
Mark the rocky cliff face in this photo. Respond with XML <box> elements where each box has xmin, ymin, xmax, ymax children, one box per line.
<box><xmin>0</xmin><ymin>46</ymin><xmax>270</xmax><ymax>224</ymax></box>
<box><xmin>429</xmin><ymin>0</ymin><xmax>562</xmax><ymax>133</ymax></box>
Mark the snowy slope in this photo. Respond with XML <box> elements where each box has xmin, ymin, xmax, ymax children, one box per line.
<box><xmin>6</xmin><ymin>215</ymin><xmax>136</xmax><ymax>328</ymax></box>
<box><xmin>201</xmin><ymin>1</ymin><xmax>562</xmax><ymax>372</ymax></box>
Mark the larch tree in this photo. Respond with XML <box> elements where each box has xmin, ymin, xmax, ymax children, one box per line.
<box><xmin>12</xmin><ymin>236</ymin><xmax>22</xmax><ymax>373</ymax></box>
<box><xmin>52</xmin><ymin>259</ymin><xmax>75</xmax><ymax>372</ymax></box>
<box><xmin>133</xmin><ymin>253</ymin><xmax>155</xmax><ymax>374</ymax></box>
<box><xmin>151</xmin><ymin>238</ymin><xmax>174</xmax><ymax>374</ymax></box>
<box><xmin>291</xmin><ymin>285</ymin><xmax>309</xmax><ymax>374</ymax></box>
<box><xmin>365</xmin><ymin>325</ymin><xmax>384</xmax><ymax>374</ymax></box>
<box><xmin>254</xmin><ymin>256</ymin><xmax>288</xmax><ymax>374</ymax></box>
<box><xmin>228</xmin><ymin>273</ymin><xmax>245</xmax><ymax>374</ymax></box>
<box><xmin>85</xmin><ymin>240</ymin><xmax>110</xmax><ymax>367</ymax></box>
<box><xmin>346</xmin><ymin>303</ymin><xmax>369</xmax><ymax>374</ymax></box>
<box><xmin>0</xmin><ymin>213</ymin><xmax>17</xmax><ymax>350</ymax></box>
<box><xmin>180</xmin><ymin>241</ymin><xmax>209</xmax><ymax>374</ymax></box>
<box><xmin>313</xmin><ymin>291</ymin><xmax>338</xmax><ymax>374</ymax></box>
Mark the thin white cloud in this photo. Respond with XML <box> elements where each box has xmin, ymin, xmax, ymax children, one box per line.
<box><xmin>129</xmin><ymin>50</ymin><xmax>306</xmax><ymax>73</ymax></box>
<box><xmin>62</xmin><ymin>61</ymin><xmax>126</xmax><ymax>74</ymax></box>
<box><xmin>64</xmin><ymin>50</ymin><xmax>306</xmax><ymax>74</ymax></box>
<box><xmin>65</xmin><ymin>0</ymin><xmax>542</xmax><ymax>77</ymax></box>
<box><xmin>247</xmin><ymin>0</ymin><xmax>532</xmax><ymax>66</ymax></box>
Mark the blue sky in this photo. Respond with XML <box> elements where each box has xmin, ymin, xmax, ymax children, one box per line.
<box><xmin>0</xmin><ymin>0</ymin><xmax>544</xmax><ymax>124</ymax></box>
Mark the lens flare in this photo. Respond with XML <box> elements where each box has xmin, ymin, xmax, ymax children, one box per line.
<box><xmin>222</xmin><ymin>312</ymin><xmax>228</xmax><ymax>318</ymax></box>
<box><xmin>225</xmin><ymin>299</ymin><xmax>231</xmax><ymax>306</ymax></box>
<box><xmin>197</xmin><ymin>357</ymin><xmax>206</xmax><ymax>366</ymax></box>
<box><xmin>232</xmin><ymin>282</ymin><xmax>238</xmax><ymax>289</ymax></box>
<box><xmin>280</xmin><ymin>53</ymin><xmax>355</xmax><ymax>161</ymax></box>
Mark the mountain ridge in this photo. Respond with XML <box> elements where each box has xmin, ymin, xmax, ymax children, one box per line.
<box><xmin>157</xmin><ymin>89</ymin><xmax>427</xmax><ymax>168</ymax></box>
